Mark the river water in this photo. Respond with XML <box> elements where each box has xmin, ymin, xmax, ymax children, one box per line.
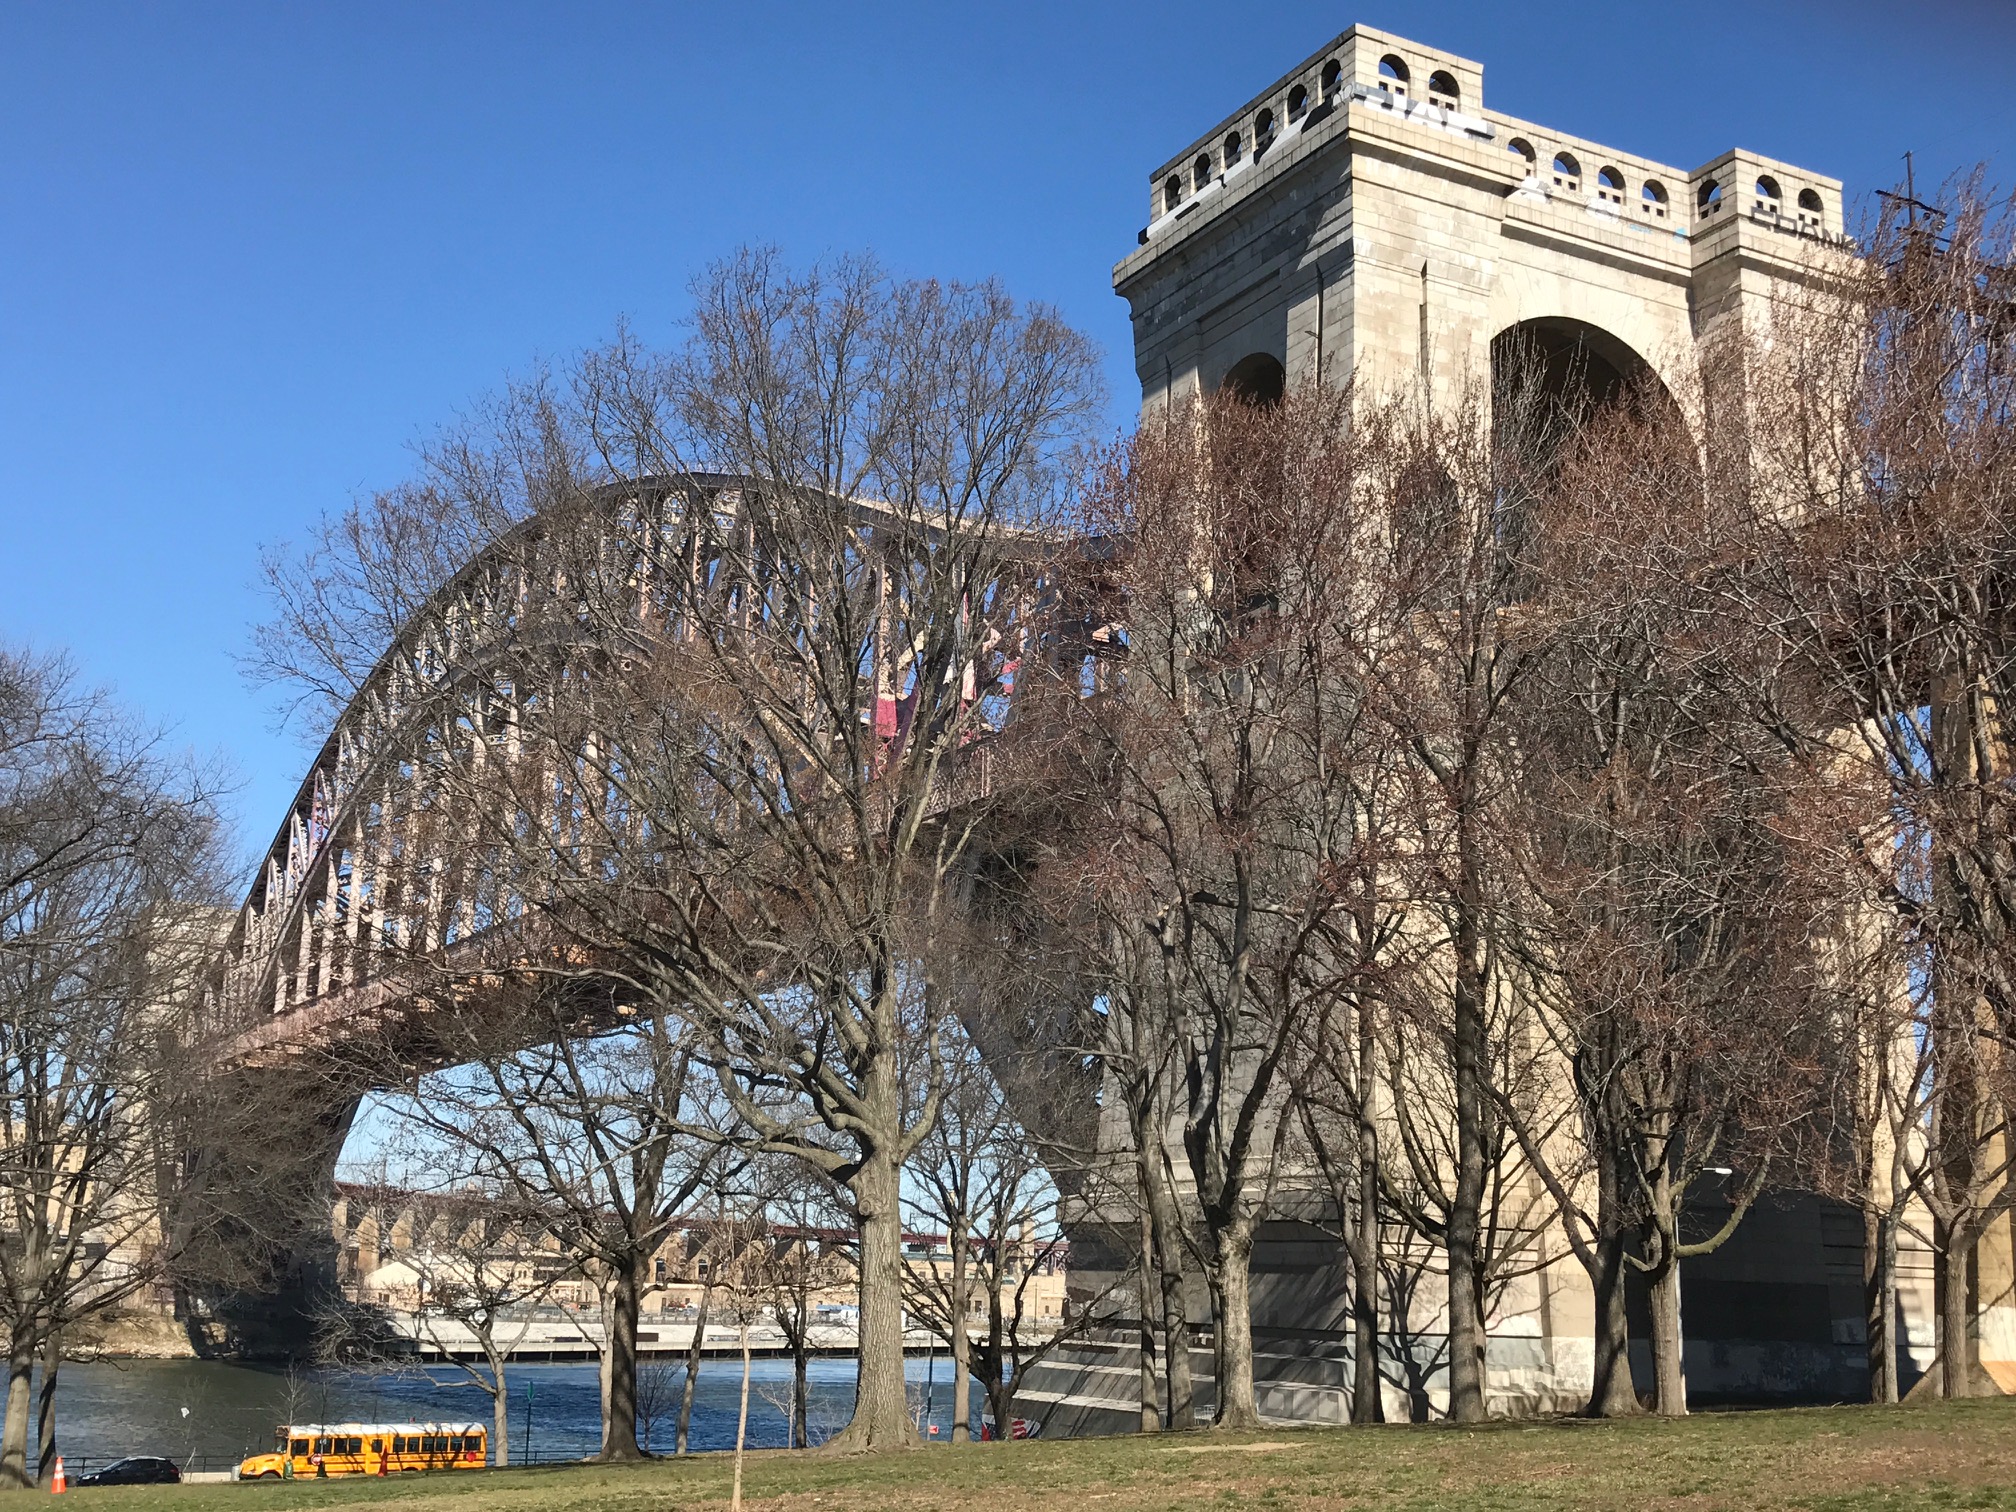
<box><xmin>44</xmin><ymin>1356</ymin><xmax>987</xmax><ymax>1473</ymax></box>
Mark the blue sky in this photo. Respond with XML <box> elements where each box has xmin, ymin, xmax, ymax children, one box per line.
<box><xmin>4</xmin><ymin>0</ymin><xmax>2014</xmax><ymax>871</ymax></box>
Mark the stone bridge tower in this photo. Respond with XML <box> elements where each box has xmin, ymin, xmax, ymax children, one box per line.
<box><xmin>1015</xmin><ymin>26</ymin><xmax>1923</xmax><ymax>1434</ymax></box>
<box><xmin>1114</xmin><ymin>23</ymin><xmax>1843</xmax><ymax>414</ymax></box>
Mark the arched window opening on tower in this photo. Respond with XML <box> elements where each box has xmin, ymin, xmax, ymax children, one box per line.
<box><xmin>1321</xmin><ymin>59</ymin><xmax>1342</xmax><ymax>103</ymax></box>
<box><xmin>1379</xmin><ymin>55</ymin><xmax>1409</xmax><ymax>97</ymax></box>
<box><xmin>1163</xmin><ymin>175</ymin><xmax>1183</xmax><ymax>214</ymax></box>
<box><xmin>1698</xmin><ymin>178</ymin><xmax>1723</xmax><ymax>214</ymax></box>
<box><xmin>1552</xmin><ymin>152</ymin><xmax>1581</xmax><ymax>193</ymax></box>
<box><xmin>1287</xmin><ymin>83</ymin><xmax>1308</xmax><ymax>121</ymax></box>
<box><xmin>1755</xmin><ymin>174</ymin><xmax>1783</xmax><ymax>212</ymax></box>
<box><xmin>1194</xmin><ymin>153</ymin><xmax>1214</xmax><ymax>192</ymax></box>
<box><xmin>1223</xmin><ymin>130</ymin><xmax>1243</xmax><ymax>167</ymax></box>
<box><xmin>1254</xmin><ymin>108</ymin><xmax>1276</xmax><ymax>157</ymax></box>
<box><xmin>1221</xmin><ymin>352</ymin><xmax>1286</xmax><ymax>407</ymax></box>
<box><xmin>1427</xmin><ymin>70</ymin><xmax>1460</xmax><ymax>107</ymax></box>
<box><xmin>1641</xmin><ymin>179</ymin><xmax>1669</xmax><ymax>218</ymax></box>
<box><xmin>1797</xmin><ymin>186</ymin><xmax>1824</xmax><ymax>226</ymax></box>
<box><xmin>1509</xmin><ymin>138</ymin><xmax>1537</xmax><ymax>175</ymax></box>
<box><xmin>1596</xmin><ymin>166</ymin><xmax>1625</xmax><ymax>206</ymax></box>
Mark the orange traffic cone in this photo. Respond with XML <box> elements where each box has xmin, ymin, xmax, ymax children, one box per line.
<box><xmin>48</xmin><ymin>1458</ymin><xmax>65</xmax><ymax>1495</ymax></box>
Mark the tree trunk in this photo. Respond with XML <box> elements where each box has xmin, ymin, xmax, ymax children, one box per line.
<box><xmin>731</xmin><ymin>1320</ymin><xmax>751</xmax><ymax>1512</ymax></box>
<box><xmin>1584</xmin><ymin>1230</ymin><xmax>1639</xmax><ymax>1417</ymax></box>
<box><xmin>481</xmin><ymin>1338</ymin><xmax>510</xmax><ymax>1467</ymax></box>
<box><xmin>949</xmin><ymin>1238</ymin><xmax>971</xmax><ymax>1444</ymax></box>
<box><xmin>1445</xmin><ymin>899</ymin><xmax>1490</xmax><ymax>1424</ymax></box>
<box><xmin>1142</xmin><ymin>1155</ymin><xmax>1194</xmax><ymax>1430</ymax></box>
<box><xmin>986</xmin><ymin>1371</ymin><xmax>1015</xmax><ymax>1441</ymax></box>
<box><xmin>677</xmin><ymin>1279</ymin><xmax>711</xmax><ymax>1454</ymax></box>
<box><xmin>1138</xmin><ymin>1205</ymin><xmax>1161</xmax><ymax>1433</ymax></box>
<box><xmin>1351</xmin><ymin>996</ymin><xmax>1384</xmax><ymax>1426</ymax></box>
<box><xmin>597</xmin><ymin>1263</ymin><xmax>645</xmax><ymax>1460</ymax></box>
<box><xmin>793</xmin><ymin>1331</ymin><xmax>810</xmax><ymax>1449</ymax></box>
<box><xmin>1647</xmin><ymin>1255</ymin><xmax>1687</xmax><ymax>1416</ymax></box>
<box><xmin>950</xmin><ymin>1332</ymin><xmax>970</xmax><ymax>1443</ymax></box>
<box><xmin>1879</xmin><ymin>1209</ymin><xmax>1901</xmax><ymax>1405</ymax></box>
<box><xmin>0</xmin><ymin>1319</ymin><xmax>35</xmax><ymax>1489</ymax></box>
<box><xmin>1210</xmin><ymin>1228</ymin><xmax>1262</xmax><ymax>1429</ymax></box>
<box><xmin>1937</xmin><ymin>1225</ymin><xmax>1976</xmax><ymax>1399</ymax></box>
<box><xmin>1162</xmin><ymin>1249</ymin><xmax>1194</xmax><ymax>1430</ymax></box>
<box><xmin>34</xmin><ymin>1330</ymin><xmax>58</xmax><ymax>1486</ymax></box>
<box><xmin>1865</xmin><ymin>1207</ymin><xmax>1890</xmax><ymax>1405</ymax></box>
<box><xmin>1584</xmin><ymin>1158</ymin><xmax>1639</xmax><ymax>1420</ymax></box>
<box><xmin>829</xmin><ymin>1145</ymin><xmax>916</xmax><ymax>1451</ymax></box>
<box><xmin>1349</xmin><ymin>1229</ymin><xmax>1382</xmax><ymax>1424</ymax></box>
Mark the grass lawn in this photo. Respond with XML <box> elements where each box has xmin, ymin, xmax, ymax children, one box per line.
<box><xmin>67</xmin><ymin>1398</ymin><xmax>2016</xmax><ymax>1511</ymax></box>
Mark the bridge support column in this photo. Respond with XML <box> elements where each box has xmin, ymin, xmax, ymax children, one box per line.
<box><xmin>170</xmin><ymin>1068</ymin><xmax>364</xmax><ymax>1359</ymax></box>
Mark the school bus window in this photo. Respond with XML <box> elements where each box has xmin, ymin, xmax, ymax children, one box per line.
<box><xmin>290</xmin><ymin>1439</ymin><xmax>308</xmax><ymax>1456</ymax></box>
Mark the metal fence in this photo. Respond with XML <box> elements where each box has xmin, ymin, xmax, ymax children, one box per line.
<box><xmin>40</xmin><ymin>1452</ymin><xmax>250</xmax><ymax>1478</ymax></box>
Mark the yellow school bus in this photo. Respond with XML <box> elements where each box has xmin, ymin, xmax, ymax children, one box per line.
<box><xmin>237</xmin><ymin>1422</ymin><xmax>488</xmax><ymax>1479</ymax></box>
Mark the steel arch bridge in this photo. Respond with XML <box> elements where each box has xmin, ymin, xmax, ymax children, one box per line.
<box><xmin>206</xmin><ymin>472</ymin><xmax>1091</xmax><ymax>1062</ymax></box>
<box><xmin>181</xmin><ymin>471</ymin><xmax>1109</xmax><ymax>1344</ymax></box>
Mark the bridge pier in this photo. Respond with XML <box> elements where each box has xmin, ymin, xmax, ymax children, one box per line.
<box><xmin>171</xmin><ymin>1069</ymin><xmax>364</xmax><ymax>1359</ymax></box>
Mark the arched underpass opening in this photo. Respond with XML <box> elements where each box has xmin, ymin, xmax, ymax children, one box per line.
<box><xmin>1220</xmin><ymin>351</ymin><xmax>1286</xmax><ymax>407</ymax></box>
<box><xmin>1488</xmin><ymin>316</ymin><xmax>1686</xmax><ymax>590</ymax></box>
<box><xmin>1490</xmin><ymin>315</ymin><xmax>1657</xmax><ymax>450</ymax></box>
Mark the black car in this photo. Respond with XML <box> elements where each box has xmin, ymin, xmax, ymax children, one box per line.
<box><xmin>73</xmin><ymin>1457</ymin><xmax>181</xmax><ymax>1487</ymax></box>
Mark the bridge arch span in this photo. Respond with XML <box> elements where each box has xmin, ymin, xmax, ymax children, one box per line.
<box><xmin>189</xmin><ymin>470</ymin><xmax>1098</xmax><ymax>1350</ymax></box>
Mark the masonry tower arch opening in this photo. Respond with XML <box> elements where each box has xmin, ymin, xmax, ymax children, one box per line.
<box><xmin>1491</xmin><ymin>315</ymin><xmax>1645</xmax><ymax>418</ymax></box>
<box><xmin>1220</xmin><ymin>351</ymin><xmax>1286</xmax><ymax>406</ymax></box>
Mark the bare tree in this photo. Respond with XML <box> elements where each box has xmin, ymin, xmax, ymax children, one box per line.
<box><xmin>0</xmin><ymin>648</ymin><xmax>228</xmax><ymax>1487</ymax></box>
<box><xmin>1362</xmin><ymin>377</ymin><xmax>1570</xmax><ymax>1425</ymax></box>
<box><xmin>748</xmin><ymin>1159</ymin><xmax>849</xmax><ymax>1449</ymax></box>
<box><xmin>1068</xmin><ymin>913</ymin><xmax>1196</xmax><ymax>1431</ymax></box>
<box><xmin>379</xmin><ymin>1000</ymin><xmax>732</xmax><ymax>1461</ymax></box>
<box><xmin>673</xmin><ymin>1219</ymin><xmax>715</xmax><ymax>1457</ymax></box>
<box><xmin>1491</xmin><ymin>395</ymin><xmax>1842</xmax><ymax>1416</ymax></box>
<box><xmin>251</xmin><ymin>250</ymin><xmax>1100</xmax><ymax>1454</ymax></box>
<box><xmin>902</xmin><ymin>1022</ymin><xmax>1121</xmax><ymax>1442</ymax></box>
<box><xmin>389</xmin><ymin>1188</ymin><xmax>559</xmax><ymax>1463</ymax></box>
<box><xmin>1804</xmin><ymin>942</ymin><xmax>1930</xmax><ymax>1406</ymax></box>
<box><xmin>1317</xmin><ymin>368</ymin><xmax>1834</xmax><ymax>1418</ymax></box>
<box><xmin>634</xmin><ymin>1358</ymin><xmax>688</xmax><ymax>1454</ymax></box>
<box><xmin>1048</xmin><ymin>385</ymin><xmax>1421</xmax><ymax>1427</ymax></box>
<box><xmin>1704</xmin><ymin>177</ymin><xmax>2016</xmax><ymax>1399</ymax></box>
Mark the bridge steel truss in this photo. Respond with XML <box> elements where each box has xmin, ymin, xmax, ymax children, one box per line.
<box><xmin>203</xmin><ymin>471</ymin><xmax>1097</xmax><ymax>1076</ymax></box>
